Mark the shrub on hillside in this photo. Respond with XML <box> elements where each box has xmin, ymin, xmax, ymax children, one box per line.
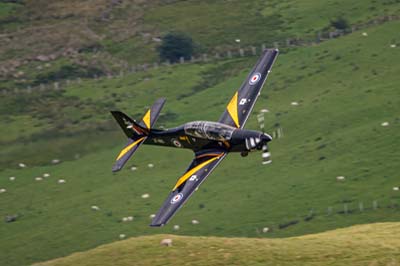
<box><xmin>33</xmin><ymin>64</ymin><xmax>104</xmax><ymax>85</ymax></box>
<box><xmin>330</xmin><ymin>17</ymin><xmax>350</xmax><ymax>30</ymax></box>
<box><xmin>158</xmin><ymin>32</ymin><xmax>194</xmax><ymax>63</ymax></box>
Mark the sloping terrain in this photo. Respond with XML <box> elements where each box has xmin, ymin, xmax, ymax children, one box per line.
<box><xmin>1</xmin><ymin>0</ymin><xmax>400</xmax><ymax>90</ymax></box>
<box><xmin>1</xmin><ymin>19</ymin><xmax>399</xmax><ymax>266</ymax></box>
<box><xmin>1</xmin><ymin>1</ymin><xmax>400</xmax><ymax>266</ymax></box>
<box><xmin>37</xmin><ymin>222</ymin><xmax>400</xmax><ymax>266</ymax></box>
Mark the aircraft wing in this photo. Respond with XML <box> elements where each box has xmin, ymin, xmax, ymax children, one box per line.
<box><xmin>219</xmin><ymin>49</ymin><xmax>279</xmax><ymax>129</ymax></box>
<box><xmin>150</xmin><ymin>150</ymin><xmax>226</xmax><ymax>226</ymax></box>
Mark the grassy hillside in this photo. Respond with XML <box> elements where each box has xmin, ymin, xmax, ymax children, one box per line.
<box><xmin>1</xmin><ymin>19</ymin><xmax>400</xmax><ymax>266</ymax></box>
<box><xmin>37</xmin><ymin>222</ymin><xmax>400</xmax><ymax>266</ymax></box>
<box><xmin>1</xmin><ymin>0</ymin><xmax>400</xmax><ymax>91</ymax></box>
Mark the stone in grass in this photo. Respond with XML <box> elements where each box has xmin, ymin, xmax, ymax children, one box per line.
<box><xmin>5</xmin><ymin>215</ymin><xmax>18</xmax><ymax>223</ymax></box>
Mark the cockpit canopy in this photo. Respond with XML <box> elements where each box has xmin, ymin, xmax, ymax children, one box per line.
<box><xmin>184</xmin><ymin>121</ymin><xmax>235</xmax><ymax>141</ymax></box>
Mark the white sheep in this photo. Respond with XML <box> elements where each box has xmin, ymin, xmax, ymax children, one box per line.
<box><xmin>173</xmin><ymin>225</ymin><xmax>180</xmax><ymax>230</ymax></box>
<box><xmin>91</xmin><ymin>205</ymin><xmax>100</xmax><ymax>211</ymax></box>
<box><xmin>291</xmin><ymin>101</ymin><xmax>299</xmax><ymax>106</ymax></box>
<box><xmin>147</xmin><ymin>163</ymin><xmax>154</xmax><ymax>168</ymax></box>
<box><xmin>262</xmin><ymin>227</ymin><xmax>270</xmax><ymax>233</ymax></box>
<box><xmin>43</xmin><ymin>173</ymin><xmax>50</xmax><ymax>178</ymax></box>
<box><xmin>160</xmin><ymin>238</ymin><xmax>173</xmax><ymax>247</ymax></box>
<box><xmin>191</xmin><ymin>219</ymin><xmax>199</xmax><ymax>225</ymax></box>
<box><xmin>18</xmin><ymin>163</ymin><xmax>26</xmax><ymax>168</ymax></box>
<box><xmin>149</xmin><ymin>214</ymin><xmax>156</xmax><ymax>219</ymax></box>
<box><xmin>381</xmin><ymin>122</ymin><xmax>389</xmax><ymax>127</ymax></box>
<box><xmin>58</xmin><ymin>179</ymin><xmax>66</xmax><ymax>184</ymax></box>
<box><xmin>52</xmin><ymin>159</ymin><xmax>61</xmax><ymax>164</ymax></box>
<box><xmin>336</xmin><ymin>176</ymin><xmax>345</xmax><ymax>181</ymax></box>
<box><xmin>9</xmin><ymin>176</ymin><xmax>16</xmax><ymax>181</ymax></box>
<box><xmin>393</xmin><ymin>187</ymin><xmax>399</xmax><ymax>191</ymax></box>
<box><xmin>119</xmin><ymin>234</ymin><xmax>126</xmax><ymax>239</ymax></box>
<box><xmin>35</xmin><ymin>177</ymin><xmax>43</xmax><ymax>181</ymax></box>
<box><xmin>130</xmin><ymin>166</ymin><xmax>137</xmax><ymax>171</ymax></box>
<box><xmin>141</xmin><ymin>193</ymin><xmax>150</xmax><ymax>199</ymax></box>
<box><xmin>0</xmin><ymin>188</ymin><xmax>6</xmax><ymax>193</ymax></box>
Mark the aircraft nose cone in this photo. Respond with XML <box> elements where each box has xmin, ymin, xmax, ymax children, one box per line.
<box><xmin>262</xmin><ymin>133</ymin><xmax>272</xmax><ymax>142</ymax></box>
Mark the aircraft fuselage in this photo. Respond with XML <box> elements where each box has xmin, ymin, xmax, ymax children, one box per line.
<box><xmin>144</xmin><ymin>121</ymin><xmax>271</xmax><ymax>154</ymax></box>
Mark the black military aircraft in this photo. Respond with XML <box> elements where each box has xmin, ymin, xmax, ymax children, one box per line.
<box><xmin>111</xmin><ymin>49</ymin><xmax>279</xmax><ymax>226</ymax></box>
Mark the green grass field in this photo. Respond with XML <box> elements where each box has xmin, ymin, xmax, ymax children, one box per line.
<box><xmin>37</xmin><ymin>222</ymin><xmax>400</xmax><ymax>266</ymax></box>
<box><xmin>1</xmin><ymin>19</ymin><xmax>399</xmax><ymax>266</ymax></box>
<box><xmin>1</xmin><ymin>1</ymin><xmax>400</xmax><ymax>266</ymax></box>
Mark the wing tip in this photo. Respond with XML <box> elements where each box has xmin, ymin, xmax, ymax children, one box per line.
<box><xmin>149</xmin><ymin>223</ymin><xmax>164</xmax><ymax>227</ymax></box>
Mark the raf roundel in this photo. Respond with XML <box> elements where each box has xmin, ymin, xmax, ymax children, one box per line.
<box><xmin>249</xmin><ymin>72</ymin><xmax>262</xmax><ymax>85</ymax></box>
<box><xmin>171</xmin><ymin>193</ymin><xmax>184</xmax><ymax>204</ymax></box>
<box><xmin>172</xmin><ymin>139</ymin><xmax>182</xmax><ymax>148</ymax></box>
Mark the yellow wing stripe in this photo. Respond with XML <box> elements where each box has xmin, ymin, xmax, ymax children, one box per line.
<box><xmin>227</xmin><ymin>91</ymin><xmax>240</xmax><ymax>128</ymax></box>
<box><xmin>142</xmin><ymin>109</ymin><xmax>151</xmax><ymax>129</ymax></box>
<box><xmin>116</xmin><ymin>137</ymin><xmax>146</xmax><ymax>161</ymax></box>
<box><xmin>172</xmin><ymin>156</ymin><xmax>221</xmax><ymax>191</ymax></box>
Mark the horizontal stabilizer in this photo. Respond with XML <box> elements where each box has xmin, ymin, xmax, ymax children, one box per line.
<box><xmin>112</xmin><ymin>137</ymin><xmax>146</xmax><ymax>172</ymax></box>
<box><xmin>110</xmin><ymin>111</ymin><xmax>148</xmax><ymax>139</ymax></box>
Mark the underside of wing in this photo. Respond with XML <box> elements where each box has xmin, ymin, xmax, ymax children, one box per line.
<box><xmin>150</xmin><ymin>150</ymin><xmax>226</xmax><ymax>227</ymax></box>
<box><xmin>219</xmin><ymin>49</ymin><xmax>279</xmax><ymax>129</ymax></box>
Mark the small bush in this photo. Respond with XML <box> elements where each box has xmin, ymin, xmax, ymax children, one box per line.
<box><xmin>330</xmin><ymin>17</ymin><xmax>350</xmax><ymax>30</ymax></box>
<box><xmin>158</xmin><ymin>32</ymin><xmax>194</xmax><ymax>63</ymax></box>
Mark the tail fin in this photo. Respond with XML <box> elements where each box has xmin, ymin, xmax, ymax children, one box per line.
<box><xmin>110</xmin><ymin>98</ymin><xmax>166</xmax><ymax>172</ymax></box>
<box><xmin>138</xmin><ymin>97</ymin><xmax>166</xmax><ymax>130</ymax></box>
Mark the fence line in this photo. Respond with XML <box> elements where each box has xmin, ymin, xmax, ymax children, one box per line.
<box><xmin>3</xmin><ymin>14</ymin><xmax>400</xmax><ymax>96</ymax></box>
<box><xmin>259</xmin><ymin>198</ymin><xmax>399</xmax><ymax>233</ymax></box>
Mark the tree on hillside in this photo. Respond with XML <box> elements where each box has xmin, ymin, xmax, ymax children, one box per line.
<box><xmin>158</xmin><ymin>32</ymin><xmax>194</xmax><ymax>63</ymax></box>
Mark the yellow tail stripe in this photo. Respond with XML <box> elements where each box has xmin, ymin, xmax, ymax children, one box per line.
<box><xmin>227</xmin><ymin>92</ymin><xmax>240</xmax><ymax>128</ymax></box>
<box><xmin>142</xmin><ymin>109</ymin><xmax>151</xmax><ymax>129</ymax></box>
<box><xmin>172</xmin><ymin>156</ymin><xmax>221</xmax><ymax>191</ymax></box>
<box><xmin>116</xmin><ymin>137</ymin><xmax>145</xmax><ymax>161</ymax></box>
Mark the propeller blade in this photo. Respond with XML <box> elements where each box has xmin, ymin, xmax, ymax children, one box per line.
<box><xmin>261</xmin><ymin>145</ymin><xmax>272</xmax><ymax>165</ymax></box>
<box><xmin>257</xmin><ymin>113</ymin><xmax>265</xmax><ymax>131</ymax></box>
